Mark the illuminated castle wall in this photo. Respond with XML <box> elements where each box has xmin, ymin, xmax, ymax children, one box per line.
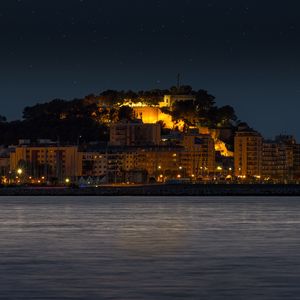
<box><xmin>133</xmin><ymin>107</ymin><xmax>174</xmax><ymax>128</ymax></box>
<box><xmin>121</xmin><ymin>96</ymin><xmax>233</xmax><ymax>157</ymax></box>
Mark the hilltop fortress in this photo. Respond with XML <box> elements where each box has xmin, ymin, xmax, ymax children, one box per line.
<box><xmin>108</xmin><ymin>94</ymin><xmax>233</xmax><ymax>157</ymax></box>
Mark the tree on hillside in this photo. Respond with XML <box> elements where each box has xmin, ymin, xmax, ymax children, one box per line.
<box><xmin>137</xmin><ymin>89</ymin><xmax>167</xmax><ymax>106</ymax></box>
<box><xmin>23</xmin><ymin>99</ymin><xmax>67</xmax><ymax>121</ymax></box>
<box><xmin>215</xmin><ymin>105</ymin><xmax>237</xmax><ymax>126</ymax></box>
<box><xmin>171</xmin><ymin>100</ymin><xmax>196</xmax><ymax>125</ymax></box>
<box><xmin>117</xmin><ymin>106</ymin><xmax>135</xmax><ymax>121</ymax></box>
<box><xmin>195</xmin><ymin>89</ymin><xmax>216</xmax><ymax>112</ymax></box>
<box><xmin>0</xmin><ymin>86</ymin><xmax>241</xmax><ymax>147</ymax></box>
<box><xmin>99</xmin><ymin>90</ymin><xmax>123</xmax><ymax>105</ymax></box>
<box><xmin>123</xmin><ymin>90</ymin><xmax>138</xmax><ymax>102</ymax></box>
<box><xmin>22</xmin><ymin>98</ymin><xmax>99</xmax><ymax>122</ymax></box>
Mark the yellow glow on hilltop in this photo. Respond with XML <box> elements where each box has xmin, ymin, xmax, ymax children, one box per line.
<box><xmin>108</xmin><ymin>99</ymin><xmax>234</xmax><ymax>156</ymax></box>
<box><xmin>215</xmin><ymin>139</ymin><xmax>233</xmax><ymax>157</ymax></box>
<box><xmin>133</xmin><ymin>107</ymin><xmax>174</xmax><ymax>128</ymax></box>
<box><xmin>122</xmin><ymin>101</ymin><xmax>148</xmax><ymax>107</ymax></box>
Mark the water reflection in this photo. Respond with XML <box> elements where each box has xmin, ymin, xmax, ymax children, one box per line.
<box><xmin>0</xmin><ymin>196</ymin><xmax>300</xmax><ymax>299</ymax></box>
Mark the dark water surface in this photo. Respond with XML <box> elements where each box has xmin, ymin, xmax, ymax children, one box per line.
<box><xmin>1</xmin><ymin>196</ymin><xmax>300</xmax><ymax>299</ymax></box>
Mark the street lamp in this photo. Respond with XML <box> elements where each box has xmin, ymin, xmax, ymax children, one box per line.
<box><xmin>159</xmin><ymin>174</ymin><xmax>164</xmax><ymax>182</ymax></box>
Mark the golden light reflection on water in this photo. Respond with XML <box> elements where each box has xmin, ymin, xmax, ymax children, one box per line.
<box><xmin>114</xmin><ymin>213</ymin><xmax>189</xmax><ymax>255</ymax></box>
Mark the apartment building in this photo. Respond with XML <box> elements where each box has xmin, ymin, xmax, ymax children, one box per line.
<box><xmin>135</xmin><ymin>146</ymin><xmax>183</xmax><ymax>181</ymax></box>
<box><xmin>110</xmin><ymin>120</ymin><xmax>161</xmax><ymax>146</ymax></box>
<box><xmin>10</xmin><ymin>142</ymin><xmax>79</xmax><ymax>182</ymax></box>
<box><xmin>234</xmin><ymin>130</ymin><xmax>263</xmax><ymax>178</ymax></box>
<box><xmin>181</xmin><ymin>133</ymin><xmax>215</xmax><ymax>178</ymax></box>
<box><xmin>261</xmin><ymin>137</ymin><xmax>294</xmax><ymax>181</ymax></box>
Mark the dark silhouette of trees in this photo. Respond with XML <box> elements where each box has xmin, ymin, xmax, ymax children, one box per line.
<box><xmin>169</xmin><ymin>89</ymin><xmax>237</xmax><ymax>128</ymax></box>
<box><xmin>117</xmin><ymin>106</ymin><xmax>135</xmax><ymax>121</ymax></box>
<box><xmin>0</xmin><ymin>98</ymin><xmax>109</xmax><ymax>145</ymax></box>
<box><xmin>171</xmin><ymin>100</ymin><xmax>196</xmax><ymax>125</ymax></box>
<box><xmin>215</xmin><ymin>105</ymin><xmax>237</xmax><ymax>126</ymax></box>
<box><xmin>195</xmin><ymin>89</ymin><xmax>216</xmax><ymax>112</ymax></box>
<box><xmin>0</xmin><ymin>86</ymin><xmax>240</xmax><ymax>146</ymax></box>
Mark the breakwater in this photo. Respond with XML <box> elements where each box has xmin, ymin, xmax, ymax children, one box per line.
<box><xmin>1</xmin><ymin>184</ymin><xmax>300</xmax><ymax>196</ymax></box>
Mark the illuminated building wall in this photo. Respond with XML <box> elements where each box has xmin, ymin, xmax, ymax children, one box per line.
<box><xmin>133</xmin><ymin>107</ymin><xmax>173</xmax><ymax>128</ymax></box>
<box><xmin>10</xmin><ymin>145</ymin><xmax>79</xmax><ymax>181</ymax></box>
<box><xmin>181</xmin><ymin>134</ymin><xmax>215</xmax><ymax>177</ymax></box>
<box><xmin>78</xmin><ymin>149</ymin><xmax>139</xmax><ymax>182</ymax></box>
<box><xmin>261</xmin><ymin>142</ymin><xmax>293</xmax><ymax>181</ymax></box>
<box><xmin>159</xmin><ymin>95</ymin><xmax>196</xmax><ymax>108</ymax></box>
<box><xmin>135</xmin><ymin>139</ymin><xmax>215</xmax><ymax>181</ymax></box>
<box><xmin>234</xmin><ymin>131</ymin><xmax>262</xmax><ymax>178</ymax></box>
<box><xmin>199</xmin><ymin>127</ymin><xmax>233</xmax><ymax>157</ymax></box>
<box><xmin>135</xmin><ymin>147</ymin><xmax>183</xmax><ymax>180</ymax></box>
<box><xmin>110</xmin><ymin>120</ymin><xmax>161</xmax><ymax>146</ymax></box>
<box><xmin>293</xmin><ymin>144</ymin><xmax>300</xmax><ymax>179</ymax></box>
<box><xmin>78</xmin><ymin>152</ymin><xmax>107</xmax><ymax>177</ymax></box>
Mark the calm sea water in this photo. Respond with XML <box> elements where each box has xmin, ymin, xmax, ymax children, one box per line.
<box><xmin>0</xmin><ymin>196</ymin><xmax>300</xmax><ymax>300</ymax></box>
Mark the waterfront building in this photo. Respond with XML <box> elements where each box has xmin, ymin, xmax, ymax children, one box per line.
<box><xmin>261</xmin><ymin>137</ymin><xmax>294</xmax><ymax>181</ymax></box>
<box><xmin>105</xmin><ymin>149</ymin><xmax>140</xmax><ymax>183</ymax></box>
<box><xmin>78</xmin><ymin>146</ymin><xmax>140</xmax><ymax>183</ymax></box>
<box><xmin>234</xmin><ymin>129</ymin><xmax>263</xmax><ymax>178</ymax></box>
<box><xmin>292</xmin><ymin>144</ymin><xmax>300</xmax><ymax>180</ymax></box>
<box><xmin>181</xmin><ymin>133</ymin><xmax>215</xmax><ymax>178</ymax></box>
<box><xmin>78</xmin><ymin>152</ymin><xmax>108</xmax><ymax>177</ymax></box>
<box><xmin>10</xmin><ymin>141</ymin><xmax>79</xmax><ymax>183</ymax></box>
<box><xmin>135</xmin><ymin>146</ymin><xmax>183</xmax><ymax>181</ymax></box>
<box><xmin>133</xmin><ymin>133</ymin><xmax>215</xmax><ymax>182</ymax></box>
<box><xmin>0</xmin><ymin>147</ymin><xmax>13</xmax><ymax>179</ymax></box>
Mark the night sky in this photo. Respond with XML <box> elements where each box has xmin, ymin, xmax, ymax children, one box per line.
<box><xmin>1</xmin><ymin>0</ymin><xmax>300</xmax><ymax>138</ymax></box>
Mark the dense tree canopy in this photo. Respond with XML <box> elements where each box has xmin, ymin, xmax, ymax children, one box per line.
<box><xmin>117</xmin><ymin>106</ymin><xmax>135</xmax><ymax>121</ymax></box>
<box><xmin>0</xmin><ymin>85</ymin><xmax>240</xmax><ymax>145</ymax></box>
<box><xmin>166</xmin><ymin>89</ymin><xmax>237</xmax><ymax>128</ymax></box>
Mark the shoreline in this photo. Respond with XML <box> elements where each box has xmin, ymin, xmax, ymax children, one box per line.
<box><xmin>1</xmin><ymin>184</ymin><xmax>300</xmax><ymax>196</ymax></box>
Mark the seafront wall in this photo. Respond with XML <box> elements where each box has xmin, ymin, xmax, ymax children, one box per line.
<box><xmin>1</xmin><ymin>184</ymin><xmax>300</xmax><ymax>196</ymax></box>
